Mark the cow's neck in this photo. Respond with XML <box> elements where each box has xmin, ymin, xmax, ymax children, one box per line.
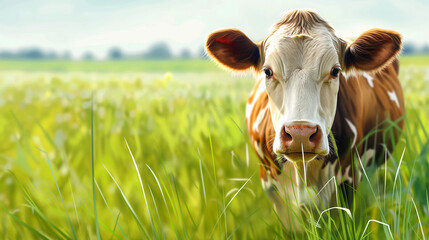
<box><xmin>271</xmin><ymin>158</ymin><xmax>339</xmax><ymax>209</ymax></box>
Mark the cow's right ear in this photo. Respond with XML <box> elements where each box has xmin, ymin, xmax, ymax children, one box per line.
<box><xmin>205</xmin><ymin>29</ymin><xmax>261</xmax><ymax>71</ymax></box>
<box><xmin>343</xmin><ymin>28</ymin><xmax>402</xmax><ymax>72</ymax></box>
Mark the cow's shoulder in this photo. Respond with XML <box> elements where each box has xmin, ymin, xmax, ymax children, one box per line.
<box><xmin>332</xmin><ymin>60</ymin><xmax>404</xmax><ymax>167</ymax></box>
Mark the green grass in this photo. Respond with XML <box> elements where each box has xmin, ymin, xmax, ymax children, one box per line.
<box><xmin>399</xmin><ymin>55</ymin><xmax>429</xmax><ymax>67</ymax></box>
<box><xmin>0</xmin><ymin>59</ymin><xmax>218</xmax><ymax>72</ymax></box>
<box><xmin>0</xmin><ymin>57</ymin><xmax>428</xmax><ymax>239</ymax></box>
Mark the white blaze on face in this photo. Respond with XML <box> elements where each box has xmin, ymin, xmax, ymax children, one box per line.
<box><xmin>263</xmin><ymin>25</ymin><xmax>341</xmax><ymax>159</ymax></box>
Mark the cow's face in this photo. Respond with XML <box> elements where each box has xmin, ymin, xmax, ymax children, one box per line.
<box><xmin>205</xmin><ymin>10</ymin><xmax>401</xmax><ymax>162</ymax></box>
<box><xmin>263</xmin><ymin>26</ymin><xmax>341</xmax><ymax>161</ymax></box>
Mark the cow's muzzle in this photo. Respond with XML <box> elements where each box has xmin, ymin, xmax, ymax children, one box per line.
<box><xmin>278</xmin><ymin>122</ymin><xmax>326</xmax><ymax>162</ymax></box>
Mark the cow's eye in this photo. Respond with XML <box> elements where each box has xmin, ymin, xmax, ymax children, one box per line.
<box><xmin>330</xmin><ymin>65</ymin><xmax>342</xmax><ymax>78</ymax></box>
<box><xmin>263</xmin><ymin>67</ymin><xmax>273</xmax><ymax>79</ymax></box>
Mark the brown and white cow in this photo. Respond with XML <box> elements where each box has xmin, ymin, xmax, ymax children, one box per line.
<box><xmin>205</xmin><ymin>9</ymin><xmax>404</xmax><ymax>231</ymax></box>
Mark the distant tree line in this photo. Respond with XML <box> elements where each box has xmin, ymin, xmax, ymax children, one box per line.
<box><xmin>0</xmin><ymin>42</ymin><xmax>207</xmax><ymax>60</ymax></box>
<box><xmin>2</xmin><ymin>41</ymin><xmax>425</xmax><ymax>61</ymax></box>
<box><xmin>401</xmin><ymin>42</ymin><xmax>429</xmax><ymax>55</ymax></box>
<box><xmin>0</xmin><ymin>48</ymin><xmax>72</xmax><ymax>60</ymax></box>
<box><xmin>107</xmin><ymin>42</ymin><xmax>207</xmax><ymax>60</ymax></box>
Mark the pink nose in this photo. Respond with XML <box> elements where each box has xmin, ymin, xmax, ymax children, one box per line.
<box><xmin>281</xmin><ymin>123</ymin><xmax>322</xmax><ymax>153</ymax></box>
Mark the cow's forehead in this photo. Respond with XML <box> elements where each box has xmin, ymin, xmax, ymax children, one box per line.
<box><xmin>267</xmin><ymin>24</ymin><xmax>336</xmax><ymax>46</ymax></box>
<box><xmin>264</xmin><ymin>25</ymin><xmax>340</xmax><ymax>78</ymax></box>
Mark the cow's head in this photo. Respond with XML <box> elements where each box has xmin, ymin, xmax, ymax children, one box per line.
<box><xmin>205</xmin><ymin>10</ymin><xmax>401</xmax><ymax>162</ymax></box>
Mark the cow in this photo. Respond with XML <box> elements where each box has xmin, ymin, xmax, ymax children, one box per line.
<box><xmin>205</xmin><ymin>9</ymin><xmax>404</xmax><ymax>232</ymax></box>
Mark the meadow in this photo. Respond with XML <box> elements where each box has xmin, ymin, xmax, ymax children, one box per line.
<box><xmin>0</xmin><ymin>56</ymin><xmax>428</xmax><ymax>239</ymax></box>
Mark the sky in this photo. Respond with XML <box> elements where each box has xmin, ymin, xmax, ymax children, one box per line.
<box><xmin>0</xmin><ymin>0</ymin><xmax>428</xmax><ymax>59</ymax></box>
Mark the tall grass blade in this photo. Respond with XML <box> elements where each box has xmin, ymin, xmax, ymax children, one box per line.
<box><xmin>8</xmin><ymin>171</ymin><xmax>69</xmax><ymax>239</ymax></box>
<box><xmin>208</xmin><ymin>127</ymin><xmax>217</xmax><ymax>184</ymax></box>
<box><xmin>209</xmin><ymin>174</ymin><xmax>254</xmax><ymax>238</ymax></box>
<box><xmin>315</xmin><ymin>207</ymin><xmax>352</xmax><ymax>228</ymax></box>
<box><xmin>148</xmin><ymin>185</ymin><xmax>166</xmax><ymax>240</ymax></box>
<box><xmin>109</xmin><ymin>212</ymin><xmax>121</xmax><ymax>240</ymax></box>
<box><xmin>301</xmin><ymin>144</ymin><xmax>307</xmax><ymax>185</ymax></box>
<box><xmin>226</xmin><ymin>208</ymin><xmax>259</xmax><ymax>240</ymax></box>
<box><xmin>356</xmin><ymin>148</ymin><xmax>387</xmax><ymax>221</ymax></box>
<box><xmin>246</xmin><ymin>144</ymin><xmax>249</xmax><ymax>169</ymax></box>
<box><xmin>229</xmin><ymin>116</ymin><xmax>246</xmax><ymax>136</ymax></box>
<box><xmin>146</xmin><ymin>164</ymin><xmax>170</xmax><ymax>213</ymax></box>
<box><xmin>125</xmin><ymin>138</ymin><xmax>158</xmax><ymax>239</ymax></box>
<box><xmin>360</xmin><ymin>219</ymin><xmax>393</xmax><ymax>240</ymax></box>
<box><xmin>94</xmin><ymin>180</ymin><xmax>128</xmax><ymax>239</ymax></box>
<box><xmin>411</xmin><ymin>198</ymin><xmax>425</xmax><ymax>240</ymax></box>
<box><xmin>37</xmin><ymin>148</ymin><xmax>77</xmax><ymax>240</ymax></box>
<box><xmin>393</xmin><ymin>148</ymin><xmax>406</xmax><ymax>191</ymax></box>
<box><xmin>411</xmin><ymin>107</ymin><xmax>429</xmax><ymax>139</ymax></box>
<box><xmin>0</xmin><ymin>202</ymin><xmax>50</xmax><ymax>240</ymax></box>
<box><xmin>36</xmin><ymin>121</ymin><xmax>58</xmax><ymax>150</ymax></box>
<box><xmin>172</xmin><ymin>175</ymin><xmax>189</xmax><ymax>239</ymax></box>
<box><xmin>91</xmin><ymin>93</ymin><xmax>101</xmax><ymax>240</ymax></box>
<box><xmin>103</xmin><ymin>164</ymin><xmax>150</xmax><ymax>238</ymax></box>
<box><xmin>316</xmin><ymin>176</ymin><xmax>339</xmax><ymax>206</ymax></box>
<box><xmin>69</xmin><ymin>181</ymin><xmax>80</xmax><ymax>229</ymax></box>
<box><xmin>384</xmin><ymin>152</ymin><xmax>387</xmax><ymax>211</ymax></box>
<box><xmin>198</xmin><ymin>148</ymin><xmax>207</xmax><ymax>205</ymax></box>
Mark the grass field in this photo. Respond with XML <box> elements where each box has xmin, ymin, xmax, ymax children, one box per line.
<box><xmin>0</xmin><ymin>56</ymin><xmax>428</xmax><ymax>239</ymax></box>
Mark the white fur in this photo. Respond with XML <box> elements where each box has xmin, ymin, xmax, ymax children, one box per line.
<box><xmin>387</xmin><ymin>90</ymin><xmax>400</xmax><ymax>108</ymax></box>
<box><xmin>345</xmin><ymin>118</ymin><xmax>357</xmax><ymax>148</ymax></box>
<box><xmin>253</xmin><ymin>141</ymin><xmax>265</xmax><ymax>159</ymax></box>
<box><xmin>246</xmin><ymin>80</ymin><xmax>266</xmax><ymax>120</ymax></box>
<box><xmin>342</xmin><ymin>165</ymin><xmax>353</xmax><ymax>183</ymax></box>
<box><xmin>253</xmin><ymin>104</ymin><xmax>269</xmax><ymax>133</ymax></box>
<box><xmin>363</xmin><ymin>72</ymin><xmax>374</xmax><ymax>88</ymax></box>
<box><xmin>363</xmin><ymin>149</ymin><xmax>375</xmax><ymax>165</ymax></box>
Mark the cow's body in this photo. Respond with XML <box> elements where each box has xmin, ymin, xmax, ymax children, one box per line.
<box><xmin>206</xmin><ymin>9</ymin><xmax>404</xmax><ymax>231</ymax></box>
<box><xmin>246</xmin><ymin>60</ymin><xmax>404</xmax><ymax>230</ymax></box>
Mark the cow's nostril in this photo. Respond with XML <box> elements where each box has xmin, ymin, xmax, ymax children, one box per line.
<box><xmin>282</xmin><ymin>127</ymin><xmax>293</xmax><ymax>141</ymax></box>
<box><xmin>309</xmin><ymin>126</ymin><xmax>318</xmax><ymax>141</ymax></box>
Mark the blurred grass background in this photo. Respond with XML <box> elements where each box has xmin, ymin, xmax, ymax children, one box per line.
<box><xmin>0</xmin><ymin>56</ymin><xmax>428</xmax><ymax>239</ymax></box>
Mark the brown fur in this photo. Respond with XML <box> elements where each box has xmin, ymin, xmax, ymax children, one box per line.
<box><xmin>344</xmin><ymin>29</ymin><xmax>402</xmax><ymax>71</ymax></box>
<box><xmin>205</xmin><ymin>29</ymin><xmax>260</xmax><ymax>70</ymax></box>
<box><xmin>331</xmin><ymin>63</ymin><xmax>404</xmax><ymax>179</ymax></box>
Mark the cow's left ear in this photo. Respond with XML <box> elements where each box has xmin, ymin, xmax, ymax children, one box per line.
<box><xmin>343</xmin><ymin>28</ymin><xmax>402</xmax><ymax>71</ymax></box>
